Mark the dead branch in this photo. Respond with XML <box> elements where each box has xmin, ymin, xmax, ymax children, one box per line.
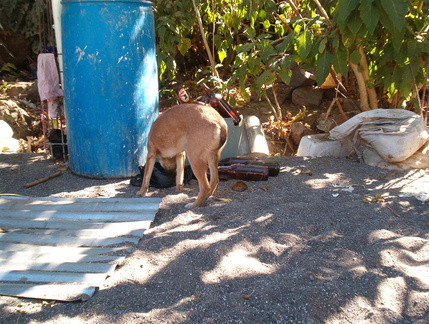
<box><xmin>24</xmin><ymin>171</ymin><xmax>62</xmax><ymax>188</ymax></box>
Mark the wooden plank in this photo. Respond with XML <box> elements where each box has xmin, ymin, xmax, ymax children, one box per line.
<box><xmin>0</xmin><ymin>251</ymin><xmax>126</xmax><ymax>263</ymax></box>
<box><xmin>0</xmin><ymin>197</ymin><xmax>161</xmax><ymax>211</ymax></box>
<box><xmin>0</xmin><ymin>232</ymin><xmax>141</xmax><ymax>246</ymax></box>
<box><xmin>0</xmin><ymin>218</ymin><xmax>152</xmax><ymax>231</ymax></box>
<box><xmin>0</xmin><ymin>260</ymin><xmax>116</xmax><ymax>273</ymax></box>
<box><xmin>0</xmin><ymin>209</ymin><xmax>157</xmax><ymax>221</ymax></box>
<box><xmin>4</xmin><ymin>226</ymin><xmax>149</xmax><ymax>238</ymax></box>
<box><xmin>0</xmin><ymin>260</ymin><xmax>117</xmax><ymax>274</ymax></box>
<box><xmin>0</xmin><ymin>283</ymin><xmax>97</xmax><ymax>301</ymax></box>
<box><xmin>0</xmin><ymin>243</ymin><xmax>132</xmax><ymax>254</ymax></box>
<box><xmin>0</xmin><ymin>196</ymin><xmax>161</xmax><ymax>301</ymax></box>
<box><xmin>0</xmin><ymin>196</ymin><xmax>161</xmax><ymax>204</ymax></box>
<box><xmin>0</xmin><ymin>270</ymin><xmax>108</xmax><ymax>285</ymax></box>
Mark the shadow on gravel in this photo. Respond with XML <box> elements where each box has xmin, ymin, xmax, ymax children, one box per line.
<box><xmin>1</xmin><ymin>155</ymin><xmax>428</xmax><ymax>323</ymax></box>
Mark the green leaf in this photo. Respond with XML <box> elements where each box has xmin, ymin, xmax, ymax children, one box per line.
<box><xmin>337</xmin><ymin>0</ymin><xmax>360</xmax><ymax>21</ymax></box>
<box><xmin>394</xmin><ymin>42</ymin><xmax>409</xmax><ymax>65</ymax></box>
<box><xmin>236</xmin><ymin>43</ymin><xmax>254</xmax><ymax>53</ymax></box>
<box><xmin>410</xmin><ymin>98</ymin><xmax>420</xmax><ymax>112</ymax></box>
<box><xmin>318</xmin><ymin>37</ymin><xmax>327</xmax><ymax>53</ymax></box>
<box><xmin>333</xmin><ymin>46</ymin><xmax>348</xmax><ymax>76</ymax></box>
<box><xmin>398</xmin><ymin>65</ymin><xmax>412</xmax><ymax>96</ymax></box>
<box><xmin>335</xmin><ymin>0</ymin><xmax>360</xmax><ymax>32</ymax></box>
<box><xmin>218</xmin><ymin>49</ymin><xmax>227</xmax><ymax>63</ymax></box>
<box><xmin>263</xmin><ymin>19</ymin><xmax>271</xmax><ymax>30</ymax></box>
<box><xmin>359</xmin><ymin>3</ymin><xmax>380</xmax><ymax>34</ymax></box>
<box><xmin>250</xmin><ymin>15</ymin><xmax>256</xmax><ymax>29</ymax></box>
<box><xmin>157</xmin><ymin>26</ymin><xmax>166</xmax><ymax>42</ymax></box>
<box><xmin>391</xmin><ymin>27</ymin><xmax>405</xmax><ymax>53</ymax></box>
<box><xmin>257</xmin><ymin>33</ymin><xmax>273</xmax><ymax>40</ymax></box>
<box><xmin>275</xmin><ymin>32</ymin><xmax>296</xmax><ymax>52</ymax></box>
<box><xmin>316</xmin><ymin>51</ymin><xmax>333</xmax><ymax>86</ymax></box>
<box><xmin>247</xmin><ymin>56</ymin><xmax>258</xmax><ymax>72</ymax></box>
<box><xmin>274</xmin><ymin>23</ymin><xmax>285</xmax><ymax>37</ymax></box>
<box><xmin>279</xmin><ymin>55</ymin><xmax>291</xmax><ymax>70</ymax></box>
<box><xmin>406</xmin><ymin>40</ymin><xmax>417</xmax><ymax>60</ymax></box>
<box><xmin>266</xmin><ymin>71</ymin><xmax>277</xmax><ymax>85</ymax></box>
<box><xmin>260</xmin><ymin>70</ymin><xmax>277</xmax><ymax>86</ymax></box>
<box><xmin>259</xmin><ymin>9</ymin><xmax>267</xmax><ymax>20</ymax></box>
<box><xmin>377</xmin><ymin>2</ymin><xmax>396</xmax><ymax>35</ymax></box>
<box><xmin>159</xmin><ymin>60</ymin><xmax>167</xmax><ymax>79</ymax></box>
<box><xmin>244</xmin><ymin>28</ymin><xmax>256</xmax><ymax>39</ymax></box>
<box><xmin>261</xmin><ymin>49</ymin><xmax>277</xmax><ymax>63</ymax></box>
<box><xmin>279</xmin><ymin>68</ymin><xmax>292</xmax><ymax>84</ymax></box>
<box><xmin>347</xmin><ymin>10</ymin><xmax>363</xmax><ymax>36</ymax></box>
<box><xmin>349</xmin><ymin>49</ymin><xmax>362</xmax><ymax>65</ymax></box>
<box><xmin>360</xmin><ymin>0</ymin><xmax>373</xmax><ymax>7</ymax></box>
<box><xmin>296</xmin><ymin>30</ymin><xmax>313</xmax><ymax>60</ymax></box>
<box><xmin>177</xmin><ymin>37</ymin><xmax>192</xmax><ymax>56</ymax></box>
<box><xmin>380</xmin><ymin>0</ymin><xmax>408</xmax><ymax>31</ymax></box>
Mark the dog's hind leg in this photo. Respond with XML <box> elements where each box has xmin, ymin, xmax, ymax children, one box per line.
<box><xmin>136</xmin><ymin>150</ymin><xmax>157</xmax><ymax>196</ymax></box>
<box><xmin>207</xmin><ymin>150</ymin><xmax>221</xmax><ymax>195</ymax></box>
<box><xmin>186</xmin><ymin>155</ymin><xmax>211</xmax><ymax>208</ymax></box>
<box><xmin>175</xmin><ymin>151</ymin><xmax>186</xmax><ymax>191</ymax></box>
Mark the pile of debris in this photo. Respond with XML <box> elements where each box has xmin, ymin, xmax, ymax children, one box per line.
<box><xmin>0</xmin><ymin>81</ymin><xmax>42</xmax><ymax>153</ymax></box>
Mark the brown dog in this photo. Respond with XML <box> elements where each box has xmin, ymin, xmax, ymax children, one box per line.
<box><xmin>137</xmin><ymin>103</ymin><xmax>228</xmax><ymax>208</ymax></box>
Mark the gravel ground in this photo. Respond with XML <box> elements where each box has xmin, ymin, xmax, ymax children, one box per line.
<box><xmin>0</xmin><ymin>153</ymin><xmax>428</xmax><ymax>324</ymax></box>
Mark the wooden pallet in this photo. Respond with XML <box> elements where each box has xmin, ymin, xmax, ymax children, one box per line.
<box><xmin>0</xmin><ymin>196</ymin><xmax>160</xmax><ymax>301</ymax></box>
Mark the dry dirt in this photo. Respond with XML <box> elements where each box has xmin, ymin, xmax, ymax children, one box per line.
<box><xmin>0</xmin><ymin>152</ymin><xmax>428</xmax><ymax>324</ymax></box>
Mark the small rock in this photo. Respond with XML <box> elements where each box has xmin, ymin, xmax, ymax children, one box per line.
<box><xmin>316</xmin><ymin>112</ymin><xmax>355</xmax><ymax>132</ymax></box>
<box><xmin>290</xmin><ymin>121</ymin><xmax>316</xmax><ymax>146</ymax></box>
<box><xmin>231</xmin><ymin>180</ymin><xmax>248</xmax><ymax>192</ymax></box>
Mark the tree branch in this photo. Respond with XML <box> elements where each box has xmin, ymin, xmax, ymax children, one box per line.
<box><xmin>312</xmin><ymin>0</ymin><xmax>331</xmax><ymax>25</ymax></box>
<box><xmin>192</xmin><ymin>0</ymin><xmax>219</xmax><ymax>79</ymax></box>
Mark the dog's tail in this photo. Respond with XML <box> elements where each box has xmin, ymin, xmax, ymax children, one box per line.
<box><xmin>218</xmin><ymin>124</ymin><xmax>228</xmax><ymax>149</ymax></box>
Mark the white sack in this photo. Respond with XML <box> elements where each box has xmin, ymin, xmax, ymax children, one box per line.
<box><xmin>329</xmin><ymin>109</ymin><xmax>429</xmax><ymax>162</ymax></box>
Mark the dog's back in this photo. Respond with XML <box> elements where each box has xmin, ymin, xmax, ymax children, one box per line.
<box><xmin>138</xmin><ymin>103</ymin><xmax>228</xmax><ymax>207</ymax></box>
<box><xmin>148</xmin><ymin>104</ymin><xmax>227</xmax><ymax>158</ymax></box>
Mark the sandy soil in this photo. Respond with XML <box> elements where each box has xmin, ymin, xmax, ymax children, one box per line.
<box><xmin>0</xmin><ymin>153</ymin><xmax>428</xmax><ymax>324</ymax></box>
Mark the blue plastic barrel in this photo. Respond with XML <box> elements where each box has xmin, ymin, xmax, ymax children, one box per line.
<box><xmin>61</xmin><ymin>0</ymin><xmax>158</xmax><ymax>178</ymax></box>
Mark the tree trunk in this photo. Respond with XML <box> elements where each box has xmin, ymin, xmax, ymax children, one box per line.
<box><xmin>349</xmin><ymin>61</ymin><xmax>370</xmax><ymax>111</ymax></box>
<box><xmin>358</xmin><ymin>46</ymin><xmax>378</xmax><ymax>109</ymax></box>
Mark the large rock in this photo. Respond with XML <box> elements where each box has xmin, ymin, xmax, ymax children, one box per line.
<box><xmin>0</xmin><ymin>99</ymin><xmax>34</xmax><ymax>139</ymax></box>
<box><xmin>5</xmin><ymin>81</ymin><xmax>39</xmax><ymax>103</ymax></box>
<box><xmin>289</xmin><ymin>62</ymin><xmax>316</xmax><ymax>89</ymax></box>
<box><xmin>291</xmin><ymin>86</ymin><xmax>323</xmax><ymax>107</ymax></box>
<box><xmin>265</xmin><ymin>83</ymin><xmax>292</xmax><ymax>104</ymax></box>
